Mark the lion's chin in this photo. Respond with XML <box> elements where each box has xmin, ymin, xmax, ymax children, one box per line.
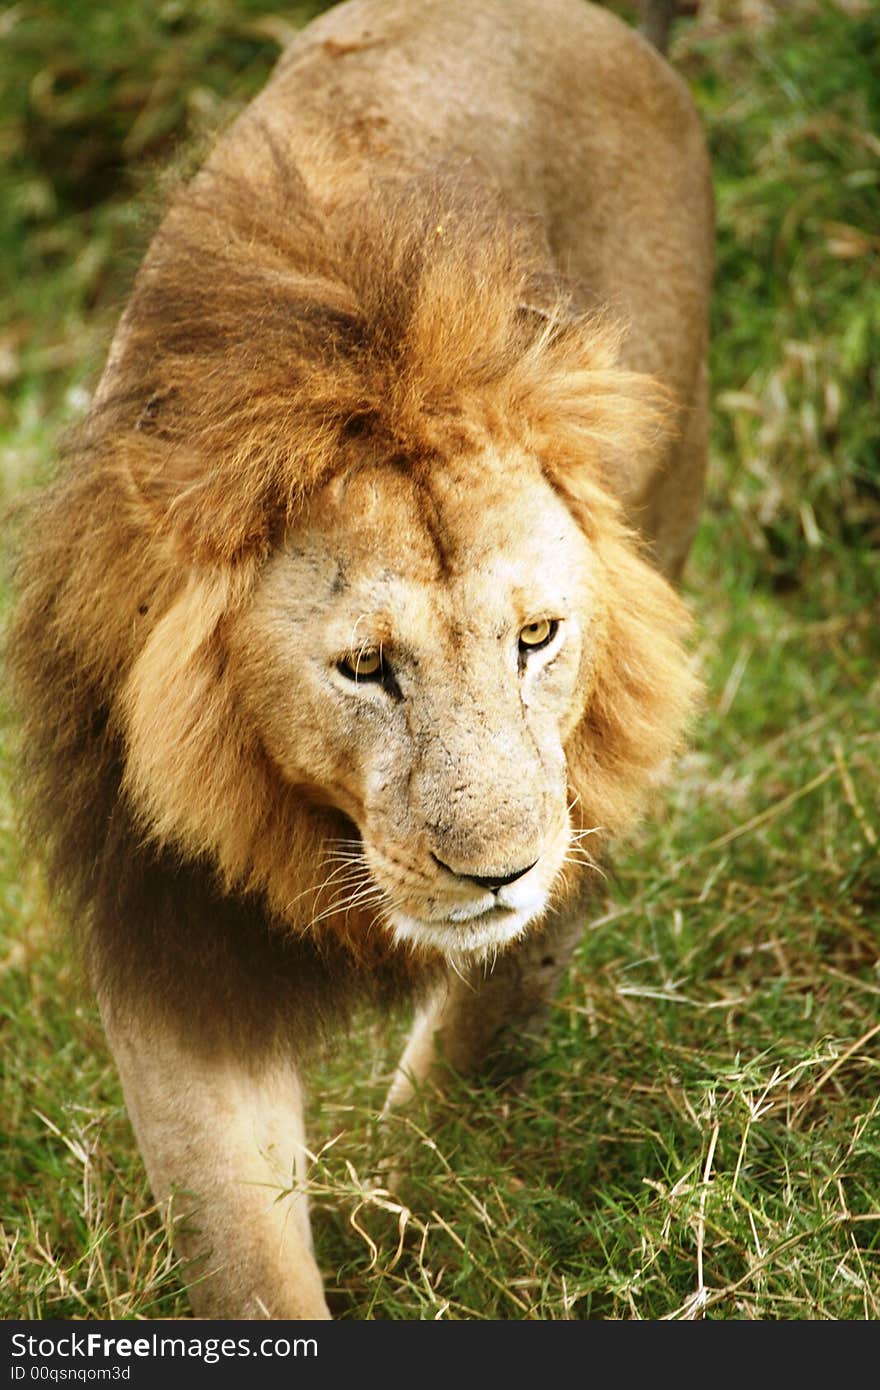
<box><xmin>387</xmin><ymin>903</ymin><xmax>540</xmax><ymax>963</ymax></box>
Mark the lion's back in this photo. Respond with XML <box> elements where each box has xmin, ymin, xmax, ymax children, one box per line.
<box><xmin>253</xmin><ymin>0</ymin><xmax>713</xmax><ymax>387</ymax></box>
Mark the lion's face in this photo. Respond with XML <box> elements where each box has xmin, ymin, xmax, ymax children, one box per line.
<box><xmin>226</xmin><ymin>446</ymin><xmax>596</xmax><ymax>960</ymax></box>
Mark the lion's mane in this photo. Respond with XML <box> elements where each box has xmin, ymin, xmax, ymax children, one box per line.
<box><xmin>8</xmin><ymin>145</ymin><xmax>698</xmax><ymax>1055</ymax></box>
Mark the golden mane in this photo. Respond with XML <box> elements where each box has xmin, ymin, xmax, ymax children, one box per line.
<box><xmin>8</xmin><ymin>143</ymin><xmax>697</xmax><ymax>1050</ymax></box>
<box><xmin>91</xmin><ymin>148</ymin><xmax>674</xmax><ymax>560</ymax></box>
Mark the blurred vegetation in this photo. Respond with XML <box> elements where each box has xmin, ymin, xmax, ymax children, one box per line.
<box><xmin>1</xmin><ymin>0</ymin><xmax>878</xmax><ymax>1320</ymax></box>
<box><xmin>695</xmin><ymin>0</ymin><xmax>880</xmax><ymax>600</ymax></box>
<box><xmin>0</xmin><ymin>0</ymin><xmax>324</xmax><ymax>476</ymax></box>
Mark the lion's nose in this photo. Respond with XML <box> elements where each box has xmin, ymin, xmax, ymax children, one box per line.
<box><xmin>432</xmin><ymin>855</ymin><xmax>538</xmax><ymax>893</ymax></box>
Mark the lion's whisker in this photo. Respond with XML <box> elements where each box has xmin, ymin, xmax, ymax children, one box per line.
<box><xmin>283</xmin><ymin>859</ymin><xmax>369</xmax><ymax>915</ymax></box>
<box><xmin>561</xmin><ymin>850</ymin><xmax>607</xmax><ymax>881</ymax></box>
<box><xmin>447</xmin><ymin>953</ymin><xmax>473</xmax><ymax>987</ymax></box>
<box><xmin>309</xmin><ymin>882</ymin><xmax>386</xmax><ymax>928</ymax></box>
<box><xmin>569</xmin><ymin>824</ymin><xmax>604</xmax><ymax>842</ymax></box>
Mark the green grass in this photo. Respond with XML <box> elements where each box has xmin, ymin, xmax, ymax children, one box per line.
<box><xmin>1</xmin><ymin>0</ymin><xmax>878</xmax><ymax>1319</ymax></box>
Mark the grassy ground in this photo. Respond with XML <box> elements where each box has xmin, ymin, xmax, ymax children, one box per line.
<box><xmin>1</xmin><ymin>0</ymin><xmax>878</xmax><ymax>1320</ymax></box>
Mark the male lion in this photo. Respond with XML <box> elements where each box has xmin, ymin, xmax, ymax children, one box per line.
<box><xmin>10</xmin><ymin>0</ymin><xmax>712</xmax><ymax>1318</ymax></box>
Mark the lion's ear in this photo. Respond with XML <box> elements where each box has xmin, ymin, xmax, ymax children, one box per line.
<box><xmin>127</xmin><ymin>395</ymin><xmax>207</xmax><ymax>523</ymax></box>
<box><xmin>111</xmin><ymin>406</ymin><xmax>290</xmax><ymax>566</ymax></box>
<box><xmin>509</xmin><ymin>309</ymin><xmax>679</xmax><ymax>515</ymax></box>
<box><xmin>106</xmin><ymin>381</ymin><xmax>272</xmax><ymax>563</ymax></box>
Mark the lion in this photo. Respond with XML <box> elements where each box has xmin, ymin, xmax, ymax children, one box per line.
<box><xmin>8</xmin><ymin>0</ymin><xmax>712</xmax><ymax>1319</ymax></box>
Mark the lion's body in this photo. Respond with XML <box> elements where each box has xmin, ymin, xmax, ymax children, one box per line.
<box><xmin>10</xmin><ymin>0</ymin><xmax>712</xmax><ymax>1318</ymax></box>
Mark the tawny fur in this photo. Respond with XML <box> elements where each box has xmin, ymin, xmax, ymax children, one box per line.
<box><xmin>10</xmin><ymin>158</ymin><xmax>699</xmax><ymax>986</ymax></box>
<box><xmin>7</xmin><ymin>0</ymin><xmax>712</xmax><ymax>1318</ymax></box>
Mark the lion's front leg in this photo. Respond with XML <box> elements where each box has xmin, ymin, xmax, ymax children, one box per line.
<box><xmin>100</xmin><ymin>996</ymin><xmax>330</xmax><ymax>1320</ymax></box>
<box><xmin>385</xmin><ymin>908</ymin><xmax>589</xmax><ymax>1110</ymax></box>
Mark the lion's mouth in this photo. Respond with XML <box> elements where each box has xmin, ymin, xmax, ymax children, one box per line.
<box><xmin>357</xmin><ymin>822</ymin><xmax>576</xmax><ymax>961</ymax></box>
<box><xmin>387</xmin><ymin>900</ymin><xmax>538</xmax><ymax>961</ymax></box>
<box><xmin>444</xmin><ymin>899</ymin><xmax>513</xmax><ymax>924</ymax></box>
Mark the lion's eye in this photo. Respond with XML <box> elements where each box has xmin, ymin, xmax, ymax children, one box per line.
<box><xmin>518</xmin><ymin>618</ymin><xmax>558</xmax><ymax>654</ymax></box>
<box><xmin>338</xmin><ymin>648</ymin><xmax>384</xmax><ymax>681</ymax></box>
